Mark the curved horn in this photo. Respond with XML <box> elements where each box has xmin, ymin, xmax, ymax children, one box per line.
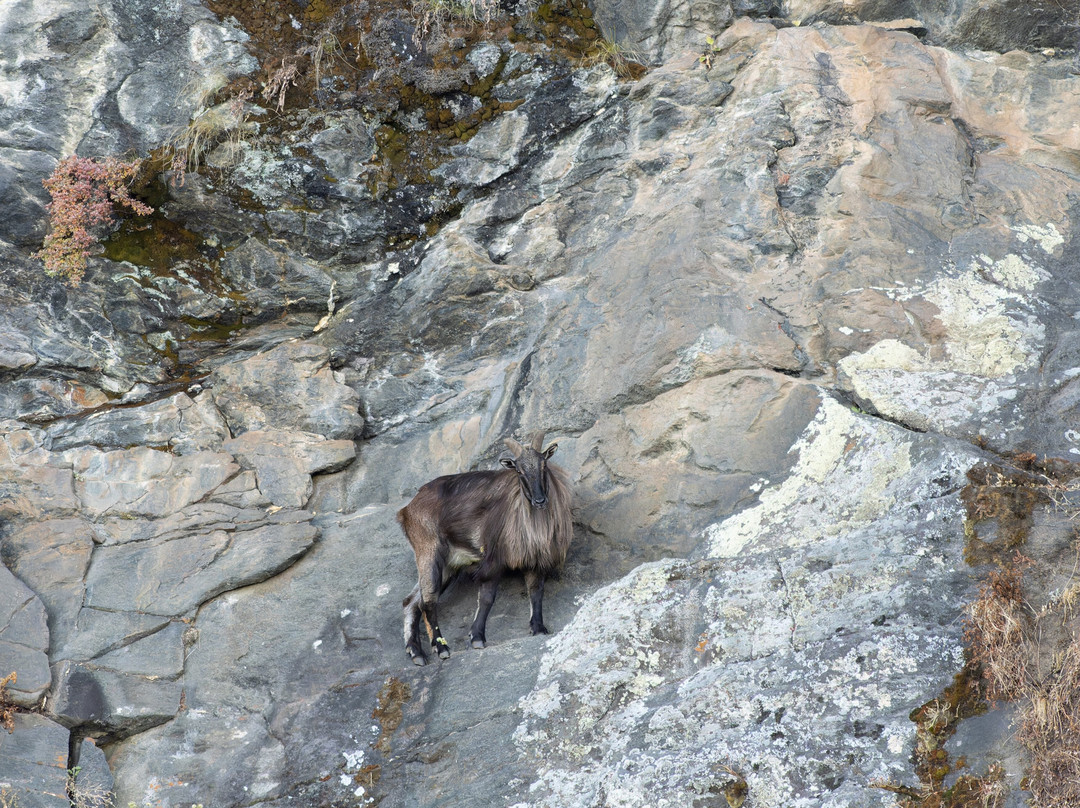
<box><xmin>503</xmin><ymin>437</ymin><xmax>524</xmax><ymax>457</ymax></box>
<box><xmin>531</xmin><ymin>431</ymin><xmax>546</xmax><ymax>451</ymax></box>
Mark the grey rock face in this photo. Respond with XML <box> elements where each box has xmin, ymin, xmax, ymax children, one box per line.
<box><xmin>517</xmin><ymin>399</ymin><xmax>979</xmax><ymax>807</ymax></box>
<box><xmin>211</xmin><ymin>342</ymin><xmax>365</xmax><ymax>440</ymax></box>
<box><xmin>591</xmin><ymin>0</ymin><xmax>736</xmax><ymax>62</ymax></box>
<box><xmin>0</xmin><ymin>566</ymin><xmax>51</xmax><ymax>708</ymax></box>
<box><xmin>2</xmin><ymin>0</ymin><xmax>1080</xmax><ymax>807</ymax></box>
<box><xmin>0</xmin><ymin>713</ymin><xmax>112</xmax><ymax>808</ymax></box>
<box><xmin>787</xmin><ymin>0</ymin><xmax>1080</xmax><ymax>52</ymax></box>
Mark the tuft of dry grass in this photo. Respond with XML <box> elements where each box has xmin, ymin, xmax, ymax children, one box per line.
<box><xmin>965</xmin><ymin>556</ymin><xmax>1034</xmax><ymax>703</ymax></box>
<box><xmin>1</xmin><ymin>672</ymin><xmax>17</xmax><ymax>732</ymax></box>
<box><xmin>412</xmin><ymin>0</ymin><xmax>501</xmax><ymax>43</ymax></box>
<box><xmin>963</xmin><ymin>553</ymin><xmax>1080</xmax><ymax>808</ymax></box>
<box><xmin>580</xmin><ymin>37</ymin><xmax>646</xmax><ymax>79</ymax></box>
<box><xmin>66</xmin><ymin>770</ymin><xmax>113</xmax><ymax>808</ymax></box>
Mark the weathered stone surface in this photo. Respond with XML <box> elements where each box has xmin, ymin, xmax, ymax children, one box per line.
<box><xmin>511</xmin><ymin>398</ymin><xmax>982</xmax><ymax>807</ymax></box>
<box><xmin>47</xmin><ymin>391</ymin><xmax>230</xmax><ymax>453</ymax></box>
<box><xmin>591</xmin><ymin>0</ymin><xmax>736</xmax><ymax>63</ymax></box>
<box><xmin>1</xmin><ymin>517</ymin><xmax>93</xmax><ymax>655</ymax></box>
<box><xmin>786</xmin><ymin>0</ymin><xmax>1080</xmax><ymax>51</ymax></box>
<box><xmin>0</xmin><ymin>378</ymin><xmax>109</xmax><ymax>422</ymax></box>
<box><xmin>84</xmin><ymin>515</ymin><xmax>317</xmax><ymax>615</ymax></box>
<box><xmin>104</xmin><ymin>507</ymin><xmax>411</xmax><ymax>808</ymax></box>
<box><xmin>3</xmin><ymin>0</ymin><xmax>1080</xmax><ymax>806</ymax></box>
<box><xmin>47</xmin><ymin>622</ymin><xmax>188</xmax><ymax>738</ymax></box>
<box><xmin>0</xmin><ymin>566</ymin><xmax>51</xmax><ymax>707</ymax></box>
<box><xmin>64</xmin><ymin>446</ymin><xmax>239</xmax><ymax>518</ymax></box>
<box><xmin>0</xmin><ymin>430</ymin><xmax>77</xmax><ymax>517</ymax></box>
<box><xmin>224</xmin><ymin>429</ymin><xmax>356</xmax><ymax>508</ymax></box>
<box><xmin>0</xmin><ymin>713</ymin><xmax>112</xmax><ymax>808</ymax></box>
<box><xmin>218</xmin><ymin>238</ymin><xmax>337</xmax><ymax>324</ymax></box>
<box><xmin>50</xmin><ymin>659</ymin><xmax>184</xmax><ymax>736</ymax></box>
<box><xmin>211</xmin><ymin>342</ymin><xmax>364</xmax><ymax>440</ymax></box>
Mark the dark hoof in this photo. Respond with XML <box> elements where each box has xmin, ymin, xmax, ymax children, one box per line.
<box><xmin>434</xmin><ymin>639</ymin><xmax>451</xmax><ymax>659</ymax></box>
<box><xmin>407</xmin><ymin>649</ymin><xmax>428</xmax><ymax>666</ymax></box>
<box><xmin>470</xmin><ymin>637</ymin><xmax>486</xmax><ymax>649</ymax></box>
<box><xmin>530</xmin><ymin>624</ymin><xmax>549</xmax><ymax>636</ymax></box>
<box><xmin>437</xmin><ymin>646</ymin><xmax>451</xmax><ymax>659</ymax></box>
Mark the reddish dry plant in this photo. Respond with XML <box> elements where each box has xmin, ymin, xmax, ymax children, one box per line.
<box><xmin>33</xmin><ymin>155</ymin><xmax>153</xmax><ymax>283</ymax></box>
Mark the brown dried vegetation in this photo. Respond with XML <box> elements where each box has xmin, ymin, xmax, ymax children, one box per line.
<box><xmin>0</xmin><ymin>672</ymin><xmax>15</xmax><ymax>732</ymax></box>
<box><xmin>878</xmin><ymin>456</ymin><xmax>1080</xmax><ymax>807</ymax></box>
<box><xmin>960</xmin><ymin>457</ymin><xmax>1080</xmax><ymax>808</ymax></box>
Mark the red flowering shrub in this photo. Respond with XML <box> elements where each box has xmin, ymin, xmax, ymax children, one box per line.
<box><xmin>33</xmin><ymin>155</ymin><xmax>153</xmax><ymax>283</ymax></box>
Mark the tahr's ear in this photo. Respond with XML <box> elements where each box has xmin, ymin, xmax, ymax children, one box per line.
<box><xmin>543</xmin><ymin>443</ymin><xmax>558</xmax><ymax>459</ymax></box>
<box><xmin>498</xmin><ymin>451</ymin><xmax>517</xmax><ymax>469</ymax></box>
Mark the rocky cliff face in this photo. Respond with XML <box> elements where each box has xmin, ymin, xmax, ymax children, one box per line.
<box><xmin>2</xmin><ymin>1</ymin><xmax>1079</xmax><ymax>806</ymax></box>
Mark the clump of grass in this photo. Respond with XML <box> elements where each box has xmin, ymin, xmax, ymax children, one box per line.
<box><xmin>165</xmin><ymin>86</ymin><xmax>254</xmax><ymax>185</ymax></box>
<box><xmin>413</xmin><ymin>0</ymin><xmax>501</xmax><ymax>43</ymax></box>
<box><xmin>261</xmin><ymin>16</ymin><xmax>350</xmax><ymax>113</ymax></box>
<box><xmin>32</xmin><ymin>156</ymin><xmax>153</xmax><ymax>283</ymax></box>
<box><xmin>66</xmin><ymin>767</ymin><xmax>113</xmax><ymax>808</ymax></box>
<box><xmin>964</xmin><ymin>550</ymin><xmax>1080</xmax><ymax>808</ymax></box>
<box><xmin>581</xmin><ymin>37</ymin><xmax>645</xmax><ymax>79</ymax></box>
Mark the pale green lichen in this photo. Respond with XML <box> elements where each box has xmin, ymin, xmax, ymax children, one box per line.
<box><xmin>703</xmin><ymin>397</ymin><xmax>912</xmax><ymax>558</ymax></box>
<box><xmin>838</xmin><ymin>246</ymin><xmax>1048</xmax><ymax>437</ymax></box>
<box><xmin>1012</xmin><ymin>221</ymin><xmax>1064</xmax><ymax>254</ymax></box>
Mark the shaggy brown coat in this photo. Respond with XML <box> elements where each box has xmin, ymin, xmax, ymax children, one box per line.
<box><xmin>398</xmin><ymin>434</ymin><xmax>572</xmax><ymax>665</ymax></box>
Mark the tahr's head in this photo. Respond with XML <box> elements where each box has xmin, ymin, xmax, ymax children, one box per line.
<box><xmin>500</xmin><ymin>433</ymin><xmax>558</xmax><ymax>509</ymax></box>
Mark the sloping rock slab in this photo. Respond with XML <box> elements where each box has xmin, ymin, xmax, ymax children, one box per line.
<box><xmin>0</xmin><ymin>565</ymin><xmax>50</xmax><ymax>707</ymax></box>
<box><xmin>84</xmin><ymin>513</ymin><xmax>317</xmax><ymax>615</ymax></box>
<box><xmin>49</xmin><ymin>660</ymin><xmax>185</xmax><ymax>737</ymax></box>
<box><xmin>64</xmin><ymin>447</ymin><xmax>239</xmax><ymax>518</ymax></box>
<box><xmin>0</xmin><ymin>713</ymin><xmax>112</xmax><ymax>808</ymax></box>
<box><xmin>224</xmin><ymin>430</ymin><xmax>356</xmax><ymax>509</ymax></box>
<box><xmin>46</xmin><ymin>392</ymin><xmax>229</xmax><ymax>454</ymax></box>
<box><xmin>512</xmin><ymin>398</ymin><xmax>988</xmax><ymax>807</ymax></box>
<box><xmin>1</xmin><ymin>517</ymin><xmax>94</xmax><ymax>655</ymax></box>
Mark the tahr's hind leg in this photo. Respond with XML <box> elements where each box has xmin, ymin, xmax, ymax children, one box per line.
<box><xmin>403</xmin><ymin>584</ymin><xmax>428</xmax><ymax>666</ymax></box>
<box><xmin>418</xmin><ymin>562</ymin><xmax>451</xmax><ymax>660</ymax></box>
<box><xmin>469</xmin><ymin>577</ymin><xmax>501</xmax><ymax>649</ymax></box>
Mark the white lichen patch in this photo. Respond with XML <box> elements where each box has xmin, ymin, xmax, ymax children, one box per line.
<box><xmin>984</xmin><ymin>253</ymin><xmax>1048</xmax><ymax>291</ymax></box>
<box><xmin>838</xmin><ymin>251</ymin><xmax>1046</xmax><ymax>436</ymax></box>
<box><xmin>919</xmin><ymin>266</ymin><xmax>1043</xmax><ymax>377</ymax></box>
<box><xmin>1013</xmin><ymin>221</ymin><xmax>1064</xmax><ymax>254</ymax></box>
<box><xmin>703</xmin><ymin>397</ymin><xmax>912</xmax><ymax>559</ymax></box>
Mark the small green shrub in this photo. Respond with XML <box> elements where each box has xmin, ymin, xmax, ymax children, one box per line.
<box><xmin>33</xmin><ymin>156</ymin><xmax>153</xmax><ymax>284</ymax></box>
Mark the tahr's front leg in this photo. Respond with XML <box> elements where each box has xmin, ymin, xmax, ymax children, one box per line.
<box><xmin>525</xmin><ymin>571</ymin><xmax>548</xmax><ymax>636</ymax></box>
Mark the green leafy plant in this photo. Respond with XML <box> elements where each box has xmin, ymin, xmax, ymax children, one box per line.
<box><xmin>700</xmin><ymin>35</ymin><xmax>722</xmax><ymax>69</ymax></box>
<box><xmin>33</xmin><ymin>156</ymin><xmax>153</xmax><ymax>284</ymax></box>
